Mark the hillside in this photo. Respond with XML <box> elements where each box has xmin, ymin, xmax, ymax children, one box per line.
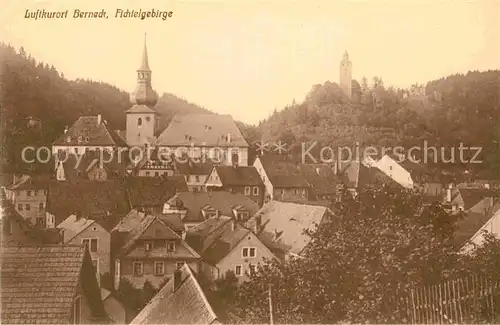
<box><xmin>0</xmin><ymin>43</ymin><xmax>210</xmax><ymax>172</ymax></box>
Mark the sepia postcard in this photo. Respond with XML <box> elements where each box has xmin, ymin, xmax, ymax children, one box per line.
<box><xmin>1</xmin><ymin>0</ymin><xmax>500</xmax><ymax>324</ymax></box>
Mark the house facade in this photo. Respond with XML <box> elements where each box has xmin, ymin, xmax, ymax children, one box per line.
<box><xmin>113</xmin><ymin>212</ymin><xmax>200</xmax><ymax>289</ymax></box>
<box><xmin>5</xmin><ymin>175</ymin><xmax>48</xmax><ymax>227</ymax></box>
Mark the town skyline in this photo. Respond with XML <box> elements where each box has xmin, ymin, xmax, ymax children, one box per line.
<box><xmin>2</xmin><ymin>0</ymin><xmax>499</xmax><ymax>124</ymax></box>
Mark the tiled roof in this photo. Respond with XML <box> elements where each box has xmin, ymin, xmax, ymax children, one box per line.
<box><xmin>166</xmin><ymin>191</ymin><xmax>260</xmax><ymax>223</ymax></box>
<box><xmin>338</xmin><ymin>160</ymin><xmax>400</xmax><ymax>189</ymax></box>
<box><xmin>131</xmin><ymin>264</ymin><xmax>218</xmax><ymax>325</ymax></box>
<box><xmin>459</xmin><ymin>188</ymin><xmax>496</xmax><ymax>210</ymax></box>
<box><xmin>53</xmin><ymin>116</ymin><xmax>120</xmax><ymax>146</ymax></box>
<box><xmin>156</xmin><ymin>114</ymin><xmax>249</xmax><ymax>147</ymax></box>
<box><xmin>258</xmin><ymin>155</ymin><xmax>310</xmax><ymax>188</ymax></box>
<box><xmin>212</xmin><ymin>165</ymin><xmax>263</xmax><ymax>187</ymax></box>
<box><xmin>299</xmin><ymin>164</ymin><xmax>338</xmax><ymax>197</ymax></box>
<box><xmin>59</xmin><ymin>150</ymin><xmax>128</xmax><ymax>181</ymax></box>
<box><xmin>199</xmin><ymin>221</ymin><xmax>251</xmax><ymax>265</ymax></box>
<box><xmin>246</xmin><ymin>201</ymin><xmax>332</xmax><ymax>256</ymax></box>
<box><xmin>125</xmin><ymin>176</ymin><xmax>188</xmax><ymax>208</ymax></box>
<box><xmin>1</xmin><ymin>245</ymin><xmax>106</xmax><ymax>324</ymax></box>
<box><xmin>47</xmin><ymin>180</ymin><xmax>129</xmax><ymax>226</ymax></box>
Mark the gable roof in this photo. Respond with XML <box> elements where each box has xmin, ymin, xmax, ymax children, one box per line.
<box><xmin>1</xmin><ymin>245</ymin><xmax>106</xmax><ymax>324</ymax></box>
<box><xmin>455</xmin><ymin>202</ymin><xmax>500</xmax><ymax>245</ymax></box>
<box><xmin>156</xmin><ymin>114</ymin><xmax>248</xmax><ymax>147</ymax></box>
<box><xmin>298</xmin><ymin>164</ymin><xmax>338</xmax><ymax>196</ymax></box>
<box><xmin>131</xmin><ymin>264</ymin><xmax>218</xmax><ymax>325</ymax></box>
<box><xmin>125</xmin><ymin>176</ymin><xmax>188</xmax><ymax>208</ymax></box>
<box><xmin>57</xmin><ymin>215</ymin><xmax>100</xmax><ymax>242</ymax></box>
<box><xmin>212</xmin><ymin>165</ymin><xmax>263</xmax><ymax>187</ymax></box>
<box><xmin>166</xmin><ymin>191</ymin><xmax>260</xmax><ymax>223</ymax></box>
<box><xmin>58</xmin><ymin>150</ymin><xmax>128</xmax><ymax>181</ymax></box>
<box><xmin>459</xmin><ymin>188</ymin><xmax>496</xmax><ymax>210</ymax></box>
<box><xmin>257</xmin><ymin>155</ymin><xmax>310</xmax><ymax>188</ymax></box>
<box><xmin>53</xmin><ymin>115</ymin><xmax>120</xmax><ymax>146</ymax></box>
<box><xmin>338</xmin><ymin>160</ymin><xmax>401</xmax><ymax>189</ymax></box>
<box><xmin>7</xmin><ymin>174</ymin><xmax>50</xmax><ymax>191</ymax></box>
<box><xmin>47</xmin><ymin>180</ymin><xmax>129</xmax><ymax>226</ymax></box>
<box><xmin>246</xmin><ymin>201</ymin><xmax>332</xmax><ymax>256</ymax></box>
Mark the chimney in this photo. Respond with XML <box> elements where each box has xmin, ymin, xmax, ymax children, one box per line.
<box><xmin>64</xmin><ymin>126</ymin><xmax>68</xmax><ymax>134</ymax></box>
<box><xmin>173</xmin><ymin>268</ymin><xmax>182</xmax><ymax>292</ymax></box>
<box><xmin>227</xmin><ymin>133</ymin><xmax>231</xmax><ymax>143</ymax></box>
<box><xmin>97</xmin><ymin>114</ymin><xmax>102</xmax><ymax>125</ymax></box>
<box><xmin>231</xmin><ymin>220</ymin><xmax>237</xmax><ymax>231</ymax></box>
<box><xmin>485</xmin><ymin>183</ymin><xmax>491</xmax><ymax>189</ymax></box>
<box><xmin>215</xmin><ymin>210</ymin><xmax>220</xmax><ymax>218</ymax></box>
<box><xmin>446</xmin><ymin>184</ymin><xmax>452</xmax><ymax>203</ymax></box>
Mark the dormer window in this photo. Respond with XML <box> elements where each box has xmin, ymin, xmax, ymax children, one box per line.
<box><xmin>244</xmin><ymin>186</ymin><xmax>251</xmax><ymax>196</ymax></box>
<box><xmin>252</xmin><ymin>186</ymin><xmax>259</xmax><ymax>195</ymax></box>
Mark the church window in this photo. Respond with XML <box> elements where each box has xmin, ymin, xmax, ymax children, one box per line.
<box><xmin>138</xmin><ymin>117</ymin><xmax>142</xmax><ymax>126</ymax></box>
<box><xmin>146</xmin><ymin>116</ymin><xmax>151</xmax><ymax>122</ymax></box>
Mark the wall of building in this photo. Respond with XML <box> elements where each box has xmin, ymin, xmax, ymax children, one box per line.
<box><xmin>185</xmin><ymin>174</ymin><xmax>208</xmax><ymax>192</ymax></box>
<box><xmin>137</xmin><ymin>169</ymin><xmax>174</xmax><ymax>177</ymax></box>
<box><xmin>158</xmin><ymin>146</ymin><xmax>249</xmax><ymax>167</ymax></box>
<box><xmin>52</xmin><ymin>146</ymin><xmax>114</xmax><ymax>155</ymax></box>
<box><xmin>272</xmin><ymin>187</ymin><xmax>308</xmax><ymax>202</ymax></box>
<box><xmin>253</xmin><ymin>158</ymin><xmax>274</xmax><ymax>201</ymax></box>
<box><xmin>126</xmin><ymin>113</ymin><xmax>157</xmax><ymax>147</ymax></box>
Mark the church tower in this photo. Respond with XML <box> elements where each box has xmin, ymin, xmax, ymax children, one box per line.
<box><xmin>339</xmin><ymin>51</ymin><xmax>352</xmax><ymax>100</ymax></box>
<box><xmin>125</xmin><ymin>34</ymin><xmax>159</xmax><ymax>147</ymax></box>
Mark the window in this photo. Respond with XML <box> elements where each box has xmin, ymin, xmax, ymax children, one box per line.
<box><xmin>167</xmin><ymin>241</ymin><xmax>175</xmax><ymax>252</ymax></box>
<box><xmin>243</xmin><ymin>247</ymin><xmax>256</xmax><ymax>258</ymax></box>
<box><xmin>34</xmin><ymin>190</ymin><xmax>39</xmax><ymax>196</ymax></box>
<box><xmin>138</xmin><ymin>117</ymin><xmax>143</xmax><ymax>126</ymax></box>
<box><xmin>17</xmin><ymin>204</ymin><xmax>23</xmax><ymax>211</ymax></box>
<box><xmin>256</xmin><ymin>215</ymin><xmax>262</xmax><ymax>228</ymax></box>
<box><xmin>145</xmin><ymin>241</ymin><xmax>153</xmax><ymax>252</ymax></box>
<box><xmin>73</xmin><ymin>296</ymin><xmax>81</xmax><ymax>324</ymax></box>
<box><xmin>249</xmin><ymin>264</ymin><xmax>256</xmax><ymax>274</ymax></box>
<box><xmin>176</xmin><ymin>262</ymin><xmax>184</xmax><ymax>269</ymax></box>
<box><xmin>36</xmin><ymin>217</ymin><xmax>43</xmax><ymax>226</ymax></box>
<box><xmin>38</xmin><ymin>202</ymin><xmax>44</xmax><ymax>210</ymax></box>
<box><xmin>75</xmin><ymin>148</ymin><xmax>79</xmax><ymax>155</ymax></box>
<box><xmin>27</xmin><ymin>190</ymin><xmax>32</xmax><ymax>197</ymax></box>
<box><xmin>235</xmin><ymin>265</ymin><xmax>242</xmax><ymax>276</ymax></box>
<box><xmin>82</xmin><ymin>239</ymin><xmax>90</xmax><ymax>249</ymax></box>
<box><xmin>244</xmin><ymin>186</ymin><xmax>251</xmax><ymax>196</ymax></box>
<box><xmin>154</xmin><ymin>261</ymin><xmax>165</xmax><ymax>276</ymax></box>
<box><xmin>133</xmin><ymin>262</ymin><xmax>143</xmax><ymax>277</ymax></box>
<box><xmin>294</xmin><ymin>189</ymin><xmax>298</xmax><ymax>195</ymax></box>
<box><xmin>90</xmin><ymin>239</ymin><xmax>98</xmax><ymax>252</ymax></box>
<box><xmin>195</xmin><ymin>175</ymin><xmax>200</xmax><ymax>182</ymax></box>
<box><xmin>25</xmin><ymin>204</ymin><xmax>31</xmax><ymax>211</ymax></box>
<box><xmin>237</xmin><ymin>212</ymin><xmax>249</xmax><ymax>220</ymax></box>
<box><xmin>252</xmin><ymin>186</ymin><xmax>259</xmax><ymax>195</ymax></box>
<box><xmin>145</xmin><ymin>171</ymin><xmax>150</xmax><ymax>177</ymax></box>
<box><xmin>155</xmin><ymin>172</ymin><xmax>159</xmax><ymax>177</ymax></box>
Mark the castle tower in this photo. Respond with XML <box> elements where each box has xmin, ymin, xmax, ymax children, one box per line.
<box><xmin>339</xmin><ymin>51</ymin><xmax>352</xmax><ymax>100</ymax></box>
<box><xmin>126</xmin><ymin>34</ymin><xmax>159</xmax><ymax>147</ymax></box>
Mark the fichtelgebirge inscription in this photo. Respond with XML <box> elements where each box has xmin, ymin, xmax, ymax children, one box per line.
<box><xmin>24</xmin><ymin>9</ymin><xmax>174</xmax><ymax>20</ymax></box>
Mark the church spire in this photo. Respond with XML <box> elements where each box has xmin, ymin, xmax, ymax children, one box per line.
<box><xmin>139</xmin><ymin>33</ymin><xmax>151</xmax><ymax>71</ymax></box>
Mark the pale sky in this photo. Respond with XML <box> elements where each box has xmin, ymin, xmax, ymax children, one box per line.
<box><xmin>1</xmin><ymin>0</ymin><xmax>499</xmax><ymax>125</ymax></box>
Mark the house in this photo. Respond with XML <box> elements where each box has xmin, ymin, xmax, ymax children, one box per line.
<box><xmin>54</xmin><ymin>150</ymin><xmax>127</xmax><ymax>182</ymax></box>
<box><xmin>253</xmin><ymin>155</ymin><xmax>310</xmax><ymax>202</ymax></box>
<box><xmin>205</xmin><ymin>164</ymin><xmax>265</xmax><ymax>206</ymax></box>
<box><xmin>298</xmin><ymin>164</ymin><xmax>338</xmax><ymax>201</ymax></box>
<box><xmin>125</xmin><ymin>176</ymin><xmax>188</xmax><ymax>213</ymax></box>
<box><xmin>1</xmin><ymin>245</ymin><xmax>107</xmax><ymax>324</ymax></box>
<box><xmin>462</xmin><ymin>204</ymin><xmax>500</xmax><ymax>252</ymax></box>
<box><xmin>163</xmin><ymin>191</ymin><xmax>261</xmax><ymax>229</ymax></box>
<box><xmin>187</xmin><ymin>216</ymin><xmax>277</xmax><ymax>282</ymax></box>
<box><xmin>52</xmin><ymin>114</ymin><xmax>127</xmax><ymax>155</ymax></box>
<box><xmin>375</xmin><ymin>154</ymin><xmax>414</xmax><ymax>189</ymax></box>
<box><xmin>131</xmin><ymin>263</ymin><xmax>219</xmax><ymax>324</ymax></box>
<box><xmin>111</xmin><ymin>210</ymin><xmax>201</xmax><ymax>289</ymax></box>
<box><xmin>57</xmin><ymin>215</ymin><xmax>121</xmax><ymax>286</ymax></box>
<box><xmin>245</xmin><ymin>201</ymin><xmax>335</xmax><ymax>259</ymax></box>
<box><xmin>46</xmin><ymin>180</ymin><xmax>129</xmax><ymax>228</ymax></box>
<box><xmin>156</xmin><ymin>113</ymin><xmax>249</xmax><ymax>166</ymax></box>
<box><xmin>101</xmin><ymin>288</ymin><xmax>127</xmax><ymax>324</ymax></box>
<box><xmin>5</xmin><ymin>174</ymin><xmax>50</xmax><ymax>227</ymax></box>
<box><xmin>132</xmin><ymin>148</ymin><xmax>176</xmax><ymax>177</ymax></box>
<box><xmin>174</xmin><ymin>158</ymin><xmax>214</xmax><ymax>192</ymax></box>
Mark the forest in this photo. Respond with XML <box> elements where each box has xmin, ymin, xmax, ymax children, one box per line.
<box><xmin>1</xmin><ymin>43</ymin><xmax>499</xmax><ymax>178</ymax></box>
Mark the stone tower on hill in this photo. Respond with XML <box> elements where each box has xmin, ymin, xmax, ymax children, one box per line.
<box><xmin>126</xmin><ymin>34</ymin><xmax>159</xmax><ymax>147</ymax></box>
<box><xmin>339</xmin><ymin>51</ymin><xmax>352</xmax><ymax>100</ymax></box>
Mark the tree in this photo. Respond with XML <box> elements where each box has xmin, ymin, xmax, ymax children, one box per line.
<box><xmin>226</xmin><ymin>186</ymin><xmax>460</xmax><ymax>323</ymax></box>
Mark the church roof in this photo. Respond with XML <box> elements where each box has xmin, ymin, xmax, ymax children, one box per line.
<box><xmin>125</xmin><ymin>104</ymin><xmax>158</xmax><ymax>114</ymax></box>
